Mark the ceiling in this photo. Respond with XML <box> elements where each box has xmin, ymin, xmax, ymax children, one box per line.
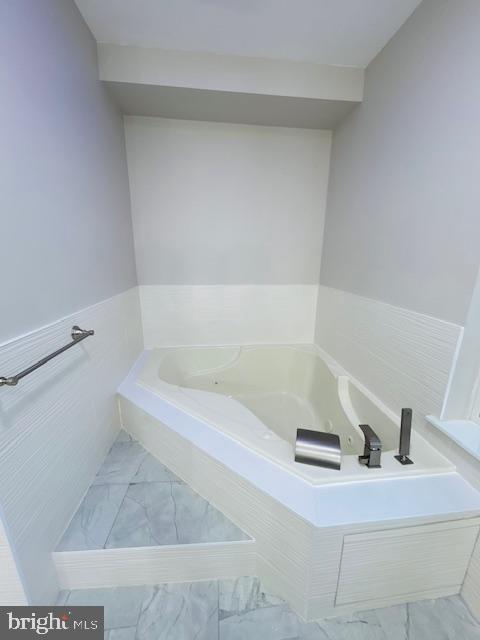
<box><xmin>75</xmin><ymin>0</ymin><xmax>422</xmax><ymax>68</ymax></box>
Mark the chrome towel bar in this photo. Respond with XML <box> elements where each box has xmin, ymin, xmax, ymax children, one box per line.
<box><xmin>0</xmin><ymin>326</ymin><xmax>94</xmax><ymax>387</ymax></box>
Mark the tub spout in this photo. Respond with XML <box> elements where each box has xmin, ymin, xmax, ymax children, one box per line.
<box><xmin>358</xmin><ymin>424</ymin><xmax>382</xmax><ymax>468</ymax></box>
<box><xmin>295</xmin><ymin>428</ymin><xmax>341</xmax><ymax>470</ymax></box>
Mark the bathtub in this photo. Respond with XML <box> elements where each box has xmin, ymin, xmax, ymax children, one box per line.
<box><xmin>117</xmin><ymin>346</ymin><xmax>480</xmax><ymax>619</ymax></box>
<box><xmin>134</xmin><ymin>344</ymin><xmax>452</xmax><ymax>484</ymax></box>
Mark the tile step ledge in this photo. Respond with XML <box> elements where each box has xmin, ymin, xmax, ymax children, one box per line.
<box><xmin>427</xmin><ymin>416</ymin><xmax>480</xmax><ymax>462</ymax></box>
<box><xmin>53</xmin><ymin>539</ymin><xmax>257</xmax><ymax>591</ymax></box>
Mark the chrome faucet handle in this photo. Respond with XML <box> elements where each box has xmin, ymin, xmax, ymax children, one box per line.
<box><xmin>359</xmin><ymin>424</ymin><xmax>381</xmax><ymax>450</ymax></box>
<box><xmin>358</xmin><ymin>424</ymin><xmax>382</xmax><ymax>468</ymax></box>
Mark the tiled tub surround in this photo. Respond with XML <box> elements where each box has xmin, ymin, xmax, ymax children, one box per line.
<box><xmin>56</xmin><ymin>577</ymin><xmax>480</xmax><ymax>640</ymax></box>
<box><xmin>0</xmin><ymin>288</ymin><xmax>143</xmax><ymax>604</ymax></box>
<box><xmin>57</xmin><ymin>432</ymin><xmax>249</xmax><ymax>551</ymax></box>
<box><xmin>314</xmin><ymin>285</ymin><xmax>463</xmax><ymax>446</ymax></box>
<box><xmin>117</xmin><ymin>376</ymin><xmax>480</xmax><ymax>620</ymax></box>
<box><xmin>139</xmin><ymin>284</ymin><xmax>319</xmax><ymax>348</ymax></box>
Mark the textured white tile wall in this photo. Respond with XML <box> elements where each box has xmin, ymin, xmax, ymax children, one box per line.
<box><xmin>0</xmin><ymin>510</ymin><xmax>27</xmax><ymax>605</ymax></box>
<box><xmin>312</xmin><ymin>286</ymin><xmax>480</xmax><ymax>520</ymax></box>
<box><xmin>140</xmin><ymin>284</ymin><xmax>318</xmax><ymax>348</ymax></box>
<box><xmin>462</xmin><ymin>535</ymin><xmax>480</xmax><ymax>620</ymax></box>
<box><xmin>54</xmin><ymin>541</ymin><xmax>257</xmax><ymax>590</ymax></box>
<box><xmin>315</xmin><ymin>285</ymin><xmax>462</xmax><ymax>428</ymax></box>
<box><xmin>336</xmin><ymin>521</ymin><xmax>479</xmax><ymax>606</ymax></box>
<box><xmin>0</xmin><ymin>288</ymin><xmax>143</xmax><ymax>604</ymax></box>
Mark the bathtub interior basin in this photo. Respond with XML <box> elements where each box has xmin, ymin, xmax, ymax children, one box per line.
<box><xmin>136</xmin><ymin>344</ymin><xmax>453</xmax><ymax>483</ymax></box>
<box><xmin>153</xmin><ymin>345</ymin><xmax>395</xmax><ymax>456</ymax></box>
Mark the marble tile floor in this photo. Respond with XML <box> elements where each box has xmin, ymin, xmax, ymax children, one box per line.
<box><xmin>56</xmin><ymin>576</ymin><xmax>480</xmax><ymax>640</ymax></box>
<box><xmin>57</xmin><ymin>430</ymin><xmax>249</xmax><ymax>551</ymax></box>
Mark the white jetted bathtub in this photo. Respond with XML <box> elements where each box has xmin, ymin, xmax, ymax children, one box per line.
<box><xmin>132</xmin><ymin>344</ymin><xmax>452</xmax><ymax>484</ymax></box>
<box><xmin>118</xmin><ymin>346</ymin><xmax>480</xmax><ymax>619</ymax></box>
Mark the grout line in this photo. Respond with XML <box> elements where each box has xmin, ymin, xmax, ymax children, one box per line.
<box><xmin>102</xmin><ymin>484</ymin><xmax>130</xmax><ymax>550</ymax></box>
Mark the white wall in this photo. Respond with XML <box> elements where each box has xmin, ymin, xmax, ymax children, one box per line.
<box><xmin>125</xmin><ymin>117</ymin><xmax>330</xmax><ymax>345</ymax></box>
<box><xmin>311</xmin><ymin>8</ymin><xmax>480</xmax><ymax>587</ymax></box>
<box><xmin>320</xmin><ymin>0</ymin><xmax>480</xmax><ymax>325</ymax></box>
<box><xmin>125</xmin><ymin>117</ymin><xmax>331</xmax><ymax>286</ymax></box>
<box><xmin>0</xmin><ymin>0</ymin><xmax>143</xmax><ymax>604</ymax></box>
<box><xmin>0</xmin><ymin>0</ymin><xmax>138</xmax><ymax>343</ymax></box>
<box><xmin>316</xmin><ymin>0</ymin><xmax>480</xmax><ymax>422</ymax></box>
